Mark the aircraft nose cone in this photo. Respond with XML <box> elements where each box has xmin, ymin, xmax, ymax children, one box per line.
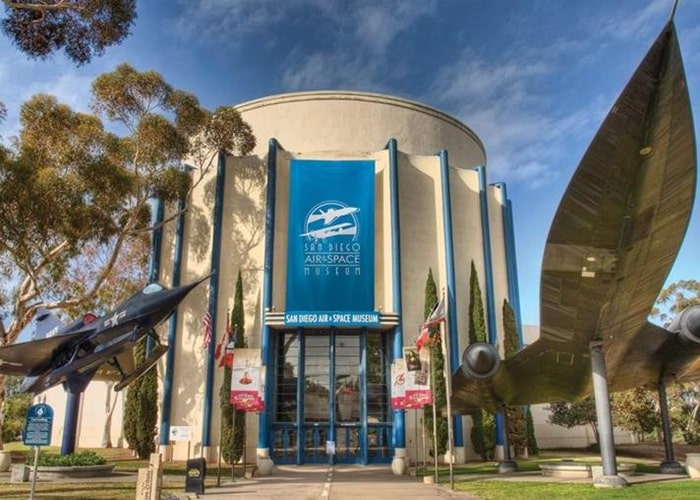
<box><xmin>461</xmin><ymin>343</ymin><xmax>500</xmax><ymax>379</ymax></box>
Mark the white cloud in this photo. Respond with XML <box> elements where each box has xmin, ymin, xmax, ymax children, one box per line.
<box><xmin>172</xmin><ymin>0</ymin><xmax>437</xmax><ymax>91</ymax></box>
<box><xmin>428</xmin><ymin>43</ymin><xmax>608</xmax><ymax>189</ymax></box>
<box><xmin>600</xmin><ymin>0</ymin><xmax>668</xmax><ymax>41</ymax></box>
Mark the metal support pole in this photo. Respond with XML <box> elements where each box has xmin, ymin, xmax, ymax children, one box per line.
<box><xmin>431</xmin><ymin>365</ymin><xmax>438</xmax><ymax>484</ymax></box>
<box><xmin>440</xmin><ymin>321</ymin><xmax>454</xmax><ymax>490</ymax></box>
<box><xmin>589</xmin><ymin>341</ymin><xmax>627</xmax><ymax>488</ymax></box>
<box><xmin>232</xmin><ymin>406</ymin><xmax>236</xmax><ymax>482</ymax></box>
<box><xmin>658</xmin><ymin>381</ymin><xmax>684</xmax><ymax>473</ymax></box>
<box><xmin>497</xmin><ymin>408</ymin><xmax>517</xmax><ymax>473</ymax></box>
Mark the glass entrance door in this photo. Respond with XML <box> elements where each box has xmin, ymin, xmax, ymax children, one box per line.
<box><xmin>333</xmin><ymin>334</ymin><xmax>361</xmax><ymax>463</ymax></box>
<box><xmin>302</xmin><ymin>333</ymin><xmax>331</xmax><ymax>463</ymax></box>
<box><xmin>271</xmin><ymin>329</ymin><xmax>392</xmax><ymax>465</ymax></box>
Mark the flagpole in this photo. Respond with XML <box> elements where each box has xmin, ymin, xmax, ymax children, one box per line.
<box><xmin>440</xmin><ymin>292</ymin><xmax>455</xmax><ymax>490</ymax></box>
<box><xmin>431</xmin><ymin>355</ymin><xmax>438</xmax><ymax>484</ymax></box>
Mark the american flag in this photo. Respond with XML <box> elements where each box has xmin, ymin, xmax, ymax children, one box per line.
<box><xmin>416</xmin><ymin>296</ymin><xmax>446</xmax><ymax>349</ymax></box>
<box><xmin>202</xmin><ymin>311</ymin><xmax>213</xmax><ymax>350</ymax></box>
<box><xmin>424</xmin><ymin>296</ymin><xmax>446</xmax><ymax>328</ymax></box>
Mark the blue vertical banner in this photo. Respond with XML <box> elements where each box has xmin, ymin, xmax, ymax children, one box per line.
<box><xmin>285</xmin><ymin>159</ymin><xmax>377</xmax><ymax>326</ymax></box>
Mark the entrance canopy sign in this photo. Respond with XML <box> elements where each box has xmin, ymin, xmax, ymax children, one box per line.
<box><xmin>286</xmin><ymin>159</ymin><xmax>376</xmax><ymax>325</ymax></box>
<box><xmin>284</xmin><ymin>311</ymin><xmax>379</xmax><ymax>327</ymax></box>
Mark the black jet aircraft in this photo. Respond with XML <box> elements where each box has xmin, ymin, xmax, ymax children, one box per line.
<box><xmin>450</xmin><ymin>18</ymin><xmax>698</xmax><ymax>481</ymax></box>
<box><xmin>0</xmin><ymin>276</ymin><xmax>209</xmax><ymax>395</ymax></box>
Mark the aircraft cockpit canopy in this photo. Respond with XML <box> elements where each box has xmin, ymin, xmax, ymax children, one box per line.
<box><xmin>142</xmin><ymin>283</ymin><xmax>165</xmax><ymax>295</ymax></box>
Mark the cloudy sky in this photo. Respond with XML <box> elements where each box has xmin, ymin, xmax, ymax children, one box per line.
<box><xmin>1</xmin><ymin>0</ymin><xmax>698</xmax><ymax>326</ymax></box>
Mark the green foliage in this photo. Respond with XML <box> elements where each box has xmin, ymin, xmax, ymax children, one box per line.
<box><xmin>467</xmin><ymin>261</ymin><xmax>494</xmax><ymax>460</ymax></box>
<box><xmin>502</xmin><ymin>299</ymin><xmax>527</xmax><ymax>455</ymax></box>
<box><xmin>221</xmin><ymin>270</ymin><xmax>247</xmax><ymax>464</ymax></box>
<box><xmin>1</xmin><ymin>378</ymin><xmax>32</xmax><ymax>443</ymax></box>
<box><xmin>423</xmin><ymin>268</ymin><xmax>448</xmax><ymax>457</ymax></box>
<box><xmin>525</xmin><ymin>407</ymin><xmax>539</xmax><ymax>455</ymax></box>
<box><xmin>2</xmin><ymin>1</ymin><xmax>136</xmax><ymax>65</ymax></box>
<box><xmin>547</xmin><ymin>398</ymin><xmax>599</xmax><ymax>444</ymax></box>
<box><xmin>669</xmin><ymin>385</ymin><xmax>700</xmax><ymax>445</ymax></box>
<box><xmin>651</xmin><ymin>279</ymin><xmax>700</xmax><ymax>326</ymax></box>
<box><xmin>502</xmin><ymin>299</ymin><xmax>519</xmax><ymax>358</ymax></box>
<box><xmin>611</xmin><ymin>388</ymin><xmax>660</xmax><ymax>439</ymax></box>
<box><xmin>220</xmin><ymin>365</ymin><xmax>234</xmax><ymax>463</ymax></box>
<box><xmin>123</xmin><ymin>336</ymin><xmax>157</xmax><ymax>458</ymax></box>
<box><xmin>468</xmin><ymin>261</ymin><xmax>487</xmax><ymax>344</ymax></box>
<box><xmin>471</xmin><ymin>410</ymin><xmax>493</xmax><ymax>460</ymax></box>
<box><xmin>32</xmin><ymin>450</ymin><xmax>106</xmax><ymax>467</ymax></box>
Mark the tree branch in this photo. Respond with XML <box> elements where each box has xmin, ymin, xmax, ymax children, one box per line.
<box><xmin>3</xmin><ymin>1</ymin><xmax>81</xmax><ymax>12</ymax></box>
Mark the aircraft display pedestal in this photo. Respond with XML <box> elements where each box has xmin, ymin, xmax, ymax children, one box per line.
<box><xmin>497</xmin><ymin>460</ymin><xmax>518</xmax><ymax>473</ymax></box>
<box><xmin>659</xmin><ymin>460</ymin><xmax>685</xmax><ymax>475</ymax></box>
<box><xmin>391</xmin><ymin>448</ymin><xmax>407</xmax><ymax>475</ymax></box>
<box><xmin>593</xmin><ymin>474</ymin><xmax>628</xmax><ymax>488</ymax></box>
<box><xmin>256</xmin><ymin>448</ymin><xmax>274</xmax><ymax>476</ymax></box>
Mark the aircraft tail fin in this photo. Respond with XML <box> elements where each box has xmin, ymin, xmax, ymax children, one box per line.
<box><xmin>30</xmin><ymin>308</ymin><xmax>65</xmax><ymax>340</ymax></box>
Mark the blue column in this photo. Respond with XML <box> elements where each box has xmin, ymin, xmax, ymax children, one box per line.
<box><xmin>491</xmin><ymin>183</ymin><xmax>523</xmax><ymax>347</ymax></box>
<box><xmin>60</xmin><ymin>371</ymin><xmax>95</xmax><ymax>455</ymax></box>
<box><xmin>148</xmin><ymin>198</ymin><xmax>164</xmax><ymax>284</ymax></box>
<box><xmin>473</xmin><ymin>166</ymin><xmax>503</xmax><ymax>446</ymax></box>
<box><xmin>202</xmin><ymin>151</ymin><xmax>227</xmax><ymax>448</ymax></box>
<box><xmin>258</xmin><ymin>139</ymin><xmax>278</xmax><ymax>451</ymax></box>
<box><xmin>146</xmin><ymin>198</ymin><xmax>164</xmax><ymax>355</ymax></box>
<box><xmin>387</xmin><ymin>139</ymin><xmax>406</xmax><ymax>450</ymax></box>
<box><xmin>438</xmin><ymin>150</ymin><xmax>463</xmax><ymax>448</ymax></box>
<box><xmin>158</xmin><ymin>196</ymin><xmax>186</xmax><ymax>446</ymax></box>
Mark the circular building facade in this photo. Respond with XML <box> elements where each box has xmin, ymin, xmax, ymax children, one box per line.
<box><xmin>45</xmin><ymin>91</ymin><xmax>521</xmax><ymax>472</ymax></box>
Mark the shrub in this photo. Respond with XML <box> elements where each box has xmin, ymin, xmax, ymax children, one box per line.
<box><xmin>30</xmin><ymin>450</ymin><xmax>106</xmax><ymax>467</ymax></box>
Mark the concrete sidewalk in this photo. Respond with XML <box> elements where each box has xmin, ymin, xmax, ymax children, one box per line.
<box><xmin>200</xmin><ymin>464</ymin><xmax>477</xmax><ymax>500</ymax></box>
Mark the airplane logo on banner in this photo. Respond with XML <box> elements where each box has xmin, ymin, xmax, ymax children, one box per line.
<box><xmin>301</xmin><ymin>201</ymin><xmax>360</xmax><ymax>241</ymax></box>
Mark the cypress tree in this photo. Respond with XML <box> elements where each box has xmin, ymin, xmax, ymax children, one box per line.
<box><xmin>525</xmin><ymin>407</ymin><xmax>539</xmax><ymax>455</ymax></box>
<box><xmin>468</xmin><ymin>261</ymin><xmax>492</xmax><ymax>460</ymax></box>
<box><xmin>123</xmin><ymin>335</ymin><xmax>157</xmax><ymax>458</ymax></box>
<box><xmin>468</xmin><ymin>261</ymin><xmax>487</xmax><ymax>344</ymax></box>
<box><xmin>503</xmin><ymin>299</ymin><xmax>527</xmax><ymax>456</ymax></box>
<box><xmin>220</xmin><ymin>270</ymin><xmax>247</xmax><ymax>464</ymax></box>
<box><xmin>423</xmin><ymin>268</ymin><xmax>448</xmax><ymax>457</ymax></box>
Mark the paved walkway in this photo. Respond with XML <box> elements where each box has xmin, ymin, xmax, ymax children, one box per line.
<box><xmin>201</xmin><ymin>465</ymin><xmax>477</xmax><ymax>500</ymax></box>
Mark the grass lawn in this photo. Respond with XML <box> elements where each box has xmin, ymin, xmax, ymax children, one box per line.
<box><xmin>0</xmin><ymin>443</ymin><xmax>244</xmax><ymax>499</ymax></box>
<box><xmin>452</xmin><ymin>480</ymin><xmax>700</xmax><ymax>499</ymax></box>
<box><xmin>419</xmin><ymin>448</ymin><xmax>700</xmax><ymax>499</ymax></box>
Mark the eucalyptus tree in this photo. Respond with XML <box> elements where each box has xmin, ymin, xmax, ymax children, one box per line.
<box><xmin>2</xmin><ymin>0</ymin><xmax>136</xmax><ymax>65</ymax></box>
<box><xmin>0</xmin><ymin>63</ymin><xmax>255</xmax><ymax>447</ymax></box>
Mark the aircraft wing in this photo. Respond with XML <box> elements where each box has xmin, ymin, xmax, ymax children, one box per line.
<box><xmin>451</xmin><ymin>21</ymin><xmax>697</xmax><ymax>414</ymax></box>
<box><xmin>0</xmin><ymin>329</ymin><xmax>94</xmax><ymax>375</ymax></box>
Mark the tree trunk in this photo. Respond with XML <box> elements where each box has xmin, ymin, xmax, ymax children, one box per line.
<box><xmin>0</xmin><ymin>374</ymin><xmax>6</xmax><ymax>450</ymax></box>
<box><xmin>101</xmin><ymin>382</ymin><xmax>117</xmax><ymax>448</ymax></box>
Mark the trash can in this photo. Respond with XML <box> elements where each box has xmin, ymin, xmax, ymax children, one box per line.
<box><xmin>185</xmin><ymin>457</ymin><xmax>207</xmax><ymax>494</ymax></box>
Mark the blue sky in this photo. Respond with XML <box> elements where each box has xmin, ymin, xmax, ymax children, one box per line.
<box><xmin>1</xmin><ymin>0</ymin><xmax>698</xmax><ymax>326</ymax></box>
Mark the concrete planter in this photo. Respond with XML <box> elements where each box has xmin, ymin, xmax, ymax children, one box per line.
<box><xmin>0</xmin><ymin>450</ymin><xmax>12</xmax><ymax>472</ymax></box>
<box><xmin>686</xmin><ymin>453</ymin><xmax>700</xmax><ymax>478</ymax></box>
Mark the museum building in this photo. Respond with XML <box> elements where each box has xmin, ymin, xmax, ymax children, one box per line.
<box><xmin>46</xmin><ymin>91</ymin><xmax>522</xmax><ymax>470</ymax></box>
